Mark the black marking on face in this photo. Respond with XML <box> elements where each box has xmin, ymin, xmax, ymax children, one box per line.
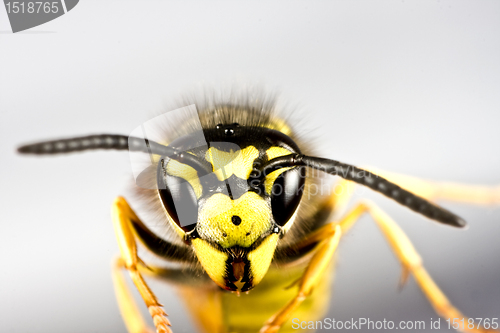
<box><xmin>231</xmin><ymin>215</ymin><xmax>242</xmax><ymax>226</ymax></box>
<box><xmin>201</xmin><ymin>174</ymin><xmax>253</xmax><ymax>199</ymax></box>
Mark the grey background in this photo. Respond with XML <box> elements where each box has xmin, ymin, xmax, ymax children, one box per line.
<box><xmin>1</xmin><ymin>1</ymin><xmax>499</xmax><ymax>332</ymax></box>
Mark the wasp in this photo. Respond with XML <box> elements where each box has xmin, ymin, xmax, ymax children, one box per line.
<box><xmin>18</xmin><ymin>93</ymin><xmax>500</xmax><ymax>333</ymax></box>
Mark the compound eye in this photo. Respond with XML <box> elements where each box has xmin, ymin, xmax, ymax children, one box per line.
<box><xmin>271</xmin><ymin>167</ymin><xmax>306</xmax><ymax>226</ymax></box>
<box><xmin>158</xmin><ymin>170</ymin><xmax>198</xmax><ymax>233</ymax></box>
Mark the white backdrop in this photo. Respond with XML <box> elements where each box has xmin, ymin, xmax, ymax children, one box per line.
<box><xmin>1</xmin><ymin>1</ymin><xmax>499</xmax><ymax>333</ymax></box>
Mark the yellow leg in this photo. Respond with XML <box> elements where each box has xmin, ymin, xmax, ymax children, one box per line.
<box><xmin>259</xmin><ymin>225</ymin><xmax>342</xmax><ymax>333</ymax></box>
<box><xmin>337</xmin><ymin>200</ymin><xmax>497</xmax><ymax>333</ymax></box>
<box><xmin>112</xmin><ymin>257</ymin><xmax>155</xmax><ymax>333</ymax></box>
<box><xmin>263</xmin><ymin>173</ymin><xmax>498</xmax><ymax>333</ymax></box>
<box><xmin>112</xmin><ymin>197</ymin><xmax>172</xmax><ymax>333</ymax></box>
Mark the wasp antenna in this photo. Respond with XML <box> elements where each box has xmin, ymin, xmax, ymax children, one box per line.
<box><xmin>17</xmin><ymin>134</ymin><xmax>131</xmax><ymax>154</ymax></box>
<box><xmin>18</xmin><ymin>134</ymin><xmax>212</xmax><ymax>176</ymax></box>
<box><xmin>259</xmin><ymin>154</ymin><xmax>467</xmax><ymax>228</ymax></box>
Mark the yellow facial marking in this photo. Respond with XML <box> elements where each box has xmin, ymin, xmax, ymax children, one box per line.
<box><xmin>191</xmin><ymin>238</ymin><xmax>228</xmax><ymax>288</ymax></box>
<box><xmin>247</xmin><ymin>234</ymin><xmax>280</xmax><ymax>286</ymax></box>
<box><xmin>264</xmin><ymin>147</ymin><xmax>294</xmax><ymax>195</ymax></box>
<box><xmin>166</xmin><ymin>159</ymin><xmax>203</xmax><ymax>198</ymax></box>
<box><xmin>197</xmin><ymin>192</ymin><xmax>272</xmax><ymax>248</ymax></box>
<box><xmin>205</xmin><ymin>146</ymin><xmax>259</xmax><ymax>181</ymax></box>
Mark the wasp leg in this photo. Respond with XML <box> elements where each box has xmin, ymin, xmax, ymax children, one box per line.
<box><xmin>263</xmin><ymin>180</ymin><xmax>357</xmax><ymax>331</ymax></box>
<box><xmin>367</xmin><ymin>168</ymin><xmax>500</xmax><ymax>205</ymax></box>
<box><xmin>259</xmin><ymin>225</ymin><xmax>342</xmax><ymax>333</ymax></box>
<box><xmin>112</xmin><ymin>257</ymin><xmax>156</xmax><ymax>333</ymax></box>
<box><xmin>268</xmin><ymin>194</ymin><xmax>496</xmax><ymax>333</ymax></box>
<box><xmin>335</xmin><ymin>200</ymin><xmax>497</xmax><ymax>333</ymax></box>
<box><xmin>112</xmin><ymin>197</ymin><xmax>172</xmax><ymax>333</ymax></box>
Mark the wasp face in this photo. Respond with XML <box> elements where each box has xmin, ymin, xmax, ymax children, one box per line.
<box><xmin>157</xmin><ymin>125</ymin><xmax>306</xmax><ymax>292</ymax></box>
